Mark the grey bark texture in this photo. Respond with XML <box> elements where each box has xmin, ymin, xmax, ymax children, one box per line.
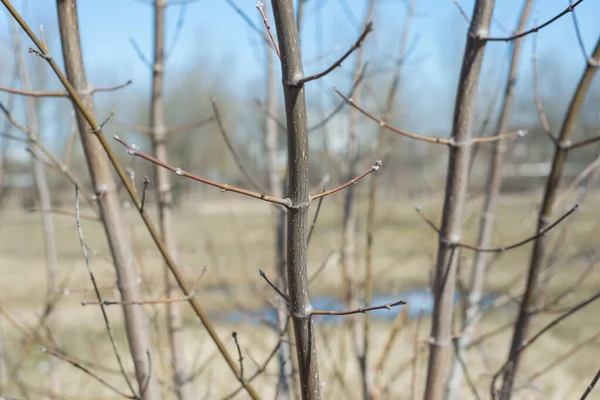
<box><xmin>149</xmin><ymin>1</ymin><xmax>191</xmax><ymax>399</ymax></box>
<box><xmin>271</xmin><ymin>0</ymin><xmax>321</xmax><ymax>398</ymax></box>
<box><xmin>423</xmin><ymin>2</ymin><xmax>495</xmax><ymax>399</ymax></box>
<box><xmin>265</xmin><ymin>16</ymin><xmax>296</xmax><ymax>400</ymax></box>
<box><xmin>445</xmin><ymin>1</ymin><xmax>533</xmax><ymax>398</ymax></box>
<box><xmin>55</xmin><ymin>1</ymin><xmax>161</xmax><ymax>398</ymax></box>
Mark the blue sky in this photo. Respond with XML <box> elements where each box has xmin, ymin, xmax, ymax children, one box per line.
<box><xmin>1</xmin><ymin>0</ymin><xmax>600</xmax><ymax>158</ymax></box>
<box><xmin>3</xmin><ymin>0</ymin><xmax>599</xmax><ymax>93</ymax></box>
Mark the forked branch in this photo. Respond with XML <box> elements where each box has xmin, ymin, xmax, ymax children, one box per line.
<box><xmin>334</xmin><ymin>88</ymin><xmax>527</xmax><ymax>145</ymax></box>
<box><xmin>296</xmin><ymin>21</ymin><xmax>373</xmax><ymax>85</ymax></box>
<box><xmin>0</xmin><ymin>79</ymin><xmax>132</xmax><ymax>97</ymax></box>
<box><xmin>416</xmin><ymin>204</ymin><xmax>578</xmax><ymax>253</ymax></box>
<box><xmin>480</xmin><ymin>0</ymin><xmax>585</xmax><ymax>41</ymax></box>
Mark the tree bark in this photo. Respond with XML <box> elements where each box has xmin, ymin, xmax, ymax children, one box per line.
<box><xmin>423</xmin><ymin>2</ymin><xmax>495</xmax><ymax>399</ymax></box>
<box><xmin>499</xmin><ymin>35</ymin><xmax>600</xmax><ymax>400</ymax></box>
<box><xmin>445</xmin><ymin>2</ymin><xmax>533</xmax><ymax>399</ymax></box>
<box><xmin>271</xmin><ymin>1</ymin><xmax>321</xmax><ymax>398</ymax></box>
<box><xmin>264</xmin><ymin>12</ymin><xmax>296</xmax><ymax>399</ymax></box>
<box><xmin>55</xmin><ymin>1</ymin><xmax>161</xmax><ymax>398</ymax></box>
<box><xmin>149</xmin><ymin>1</ymin><xmax>191</xmax><ymax>399</ymax></box>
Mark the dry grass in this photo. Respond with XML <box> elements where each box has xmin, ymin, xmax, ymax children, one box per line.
<box><xmin>0</xmin><ymin>189</ymin><xmax>599</xmax><ymax>399</ymax></box>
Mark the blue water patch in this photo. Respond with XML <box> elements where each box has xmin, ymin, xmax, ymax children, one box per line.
<box><xmin>215</xmin><ymin>289</ymin><xmax>501</xmax><ymax>325</ymax></box>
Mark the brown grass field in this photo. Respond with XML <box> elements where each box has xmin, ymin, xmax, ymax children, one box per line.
<box><xmin>0</xmin><ymin>188</ymin><xmax>599</xmax><ymax>399</ymax></box>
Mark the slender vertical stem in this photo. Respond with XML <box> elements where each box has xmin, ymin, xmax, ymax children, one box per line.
<box><xmin>364</xmin><ymin>3</ymin><xmax>417</xmax><ymax>399</ymax></box>
<box><xmin>340</xmin><ymin>3</ymin><xmax>373</xmax><ymax>399</ymax></box>
<box><xmin>265</xmin><ymin>5</ymin><xmax>295</xmax><ymax>399</ymax></box>
<box><xmin>271</xmin><ymin>1</ymin><xmax>321</xmax><ymax>398</ymax></box>
<box><xmin>499</xmin><ymin>35</ymin><xmax>600</xmax><ymax>400</ymax></box>
<box><xmin>445</xmin><ymin>2</ymin><xmax>533</xmax><ymax>399</ymax></box>
<box><xmin>149</xmin><ymin>1</ymin><xmax>191</xmax><ymax>399</ymax></box>
<box><xmin>424</xmin><ymin>2</ymin><xmax>495</xmax><ymax>400</ymax></box>
<box><xmin>13</xmin><ymin>20</ymin><xmax>60</xmax><ymax>398</ymax></box>
<box><xmin>55</xmin><ymin>1</ymin><xmax>161</xmax><ymax>398</ymax></box>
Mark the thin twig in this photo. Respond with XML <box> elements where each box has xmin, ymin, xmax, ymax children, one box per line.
<box><xmin>259</xmin><ymin>269</ymin><xmax>289</xmax><ymax>303</ymax></box>
<box><xmin>223</xmin><ymin>341</ymin><xmax>282</xmax><ymax>399</ymax></box>
<box><xmin>531</xmin><ymin>25</ymin><xmax>559</xmax><ymax>145</ymax></box>
<box><xmin>492</xmin><ymin>289</ymin><xmax>600</xmax><ymax>397</ymax></box>
<box><xmin>417</xmin><ymin>205</ymin><xmax>578</xmax><ymax>253</ymax></box>
<box><xmin>116</xmin><ymin>116</ymin><xmax>214</xmax><ymax>135</ymax></box>
<box><xmin>231</xmin><ymin>332</ymin><xmax>244</xmax><ymax>382</ymax></box>
<box><xmin>40</xmin><ymin>347</ymin><xmax>136</xmax><ymax>399</ymax></box>
<box><xmin>129</xmin><ymin>38</ymin><xmax>152</xmax><ymax>68</ymax></box>
<box><xmin>74</xmin><ymin>185</ymin><xmax>137</xmax><ymax>398</ymax></box>
<box><xmin>308</xmin><ymin>250</ymin><xmax>339</xmax><ymax>285</ymax></box>
<box><xmin>334</xmin><ymin>88</ymin><xmax>528</xmax><ymax>145</ymax></box>
<box><xmin>311</xmin><ymin>160</ymin><xmax>382</xmax><ymax>200</ymax></box>
<box><xmin>210</xmin><ymin>99</ymin><xmax>266</xmax><ymax>193</ymax></box>
<box><xmin>580</xmin><ymin>364</ymin><xmax>600</xmax><ymax>399</ymax></box>
<box><xmin>0</xmin><ymin>79</ymin><xmax>132</xmax><ymax>97</ymax></box>
<box><xmin>256</xmin><ymin>1</ymin><xmax>280</xmax><ymax>58</ymax></box>
<box><xmin>140</xmin><ymin>176</ymin><xmax>150</xmax><ymax>212</ymax></box>
<box><xmin>311</xmin><ymin>299</ymin><xmax>406</xmax><ymax>316</ymax></box>
<box><xmin>481</xmin><ymin>0</ymin><xmax>585</xmax><ymax>41</ymax></box>
<box><xmin>29</xmin><ymin>207</ymin><xmax>99</xmax><ymax>222</ymax></box>
<box><xmin>308</xmin><ymin>62</ymin><xmax>368</xmax><ymax>133</ymax></box>
<box><xmin>113</xmin><ymin>135</ymin><xmax>290</xmax><ymax>207</ymax></box>
<box><xmin>82</xmin><ymin>268</ymin><xmax>206</xmax><ymax>307</ymax></box>
<box><xmin>296</xmin><ymin>22</ymin><xmax>373</xmax><ymax>85</ymax></box>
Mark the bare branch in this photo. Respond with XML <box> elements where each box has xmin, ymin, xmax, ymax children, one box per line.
<box><xmin>256</xmin><ymin>1</ymin><xmax>280</xmax><ymax>58</ymax></box>
<box><xmin>259</xmin><ymin>269</ymin><xmax>289</xmax><ymax>303</ymax></box>
<box><xmin>0</xmin><ymin>79</ymin><xmax>132</xmax><ymax>97</ymax></box>
<box><xmin>75</xmin><ymin>185</ymin><xmax>138</xmax><ymax>398</ymax></box>
<box><xmin>40</xmin><ymin>347</ymin><xmax>136</xmax><ymax>399</ymax></box>
<box><xmin>308</xmin><ymin>62</ymin><xmax>368</xmax><ymax>134</ymax></box>
<box><xmin>296</xmin><ymin>21</ymin><xmax>373</xmax><ymax>85</ymax></box>
<box><xmin>29</xmin><ymin>207</ymin><xmax>99</xmax><ymax>222</ymax></box>
<box><xmin>531</xmin><ymin>27</ymin><xmax>559</xmax><ymax>145</ymax></box>
<box><xmin>115</xmin><ymin>116</ymin><xmax>215</xmax><ymax>135</ymax></box>
<box><xmin>418</xmin><ymin>204</ymin><xmax>578</xmax><ymax>253</ymax></box>
<box><xmin>82</xmin><ymin>268</ymin><xmax>206</xmax><ymax>307</ymax></box>
<box><xmin>231</xmin><ymin>332</ymin><xmax>244</xmax><ymax>382</ymax></box>
<box><xmin>311</xmin><ymin>160</ymin><xmax>382</xmax><ymax>201</ymax></box>
<box><xmin>580</xmin><ymin>364</ymin><xmax>600</xmax><ymax>400</ymax></box>
<box><xmin>481</xmin><ymin>0</ymin><xmax>585</xmax><ymax>41</ymax></box>
<box><xmin>311</xmin><ymin>299</ymin><xmax>407</xmax><ymax>316</ymax></box>
<box><xmin>113</xmin><ymin>135</ymin><xmax>290</xmax><ymax>207</ymax></box>
<box><xmin>211</xmin><ymin>99</ymin><xmax>266</xmax><ymax>193</ymax></box>
<box><xmin>129</xmin><ymin>37</ymin><xmax>152</xmax><ymax>68</ymax></box>
<box><xmin>492</xmin><ymin>289</ymin><xmax>600</xmax><ymax>397</ymax></box>
<box><xmin>334</xmin><ymin>88</ymin><xmax>527</xmax><ymax>145</ymax></box>
<box><xmin>140</xmin><ymin>176</ymin><xmax>150</xmax><ymax>212</ymax></box>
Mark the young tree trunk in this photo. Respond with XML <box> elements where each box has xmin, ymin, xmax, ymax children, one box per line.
<box><xmin>364</xmin><ymin>3</ymin><xmax>417</xmax><ymax>398</ymax></box>
<box><xmin>264</xmin><ymin>9</ymin><xmax>295</xmax><ymax>399</ymax></box>
<box><xmin>13</xmin><ymin>21</ymin><xmax>61</xmax><ymax>398</ymax></box>
<box><xmin>445</xmin><ymin>2</ymin><xmax>533</xmax><ymax>399</ymax></box>
<box><xmin>423</xmin><ymin>2</ymin><xmax>495</xmax><ymax>399</ymax></box>
<box><xmin>499</xmin><ymin>36</ymin><xmax>600</xmax><ymax>400</ymax></box>
<box><xmin>55</xmin><ymin>1</ymin><xmax>161</xmax><ymax>398</ymax></box>
<box><xmin>340</xmin><ymin>3</ymin><xmax>373</xmax><ymax>399</ymax></box>
<box><xmin>149</xmin><ymin>1</ymin><xmax>191</xmax><ymax>399</ymax></box>
<box><xmin>271</xmin><ymin>1</ymin><xmax>321</xmax><ymax>398</ymax></box>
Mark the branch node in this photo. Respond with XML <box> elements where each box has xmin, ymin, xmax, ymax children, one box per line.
<box><xmin>175</xmin><ymin>168</ymin><xmax>184</xmax><ymax>176</ymax></box>
<box><xmin>371</xmin><ymin>160</ymin><xmax>383</xmax><ymax>171</ymax></box>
